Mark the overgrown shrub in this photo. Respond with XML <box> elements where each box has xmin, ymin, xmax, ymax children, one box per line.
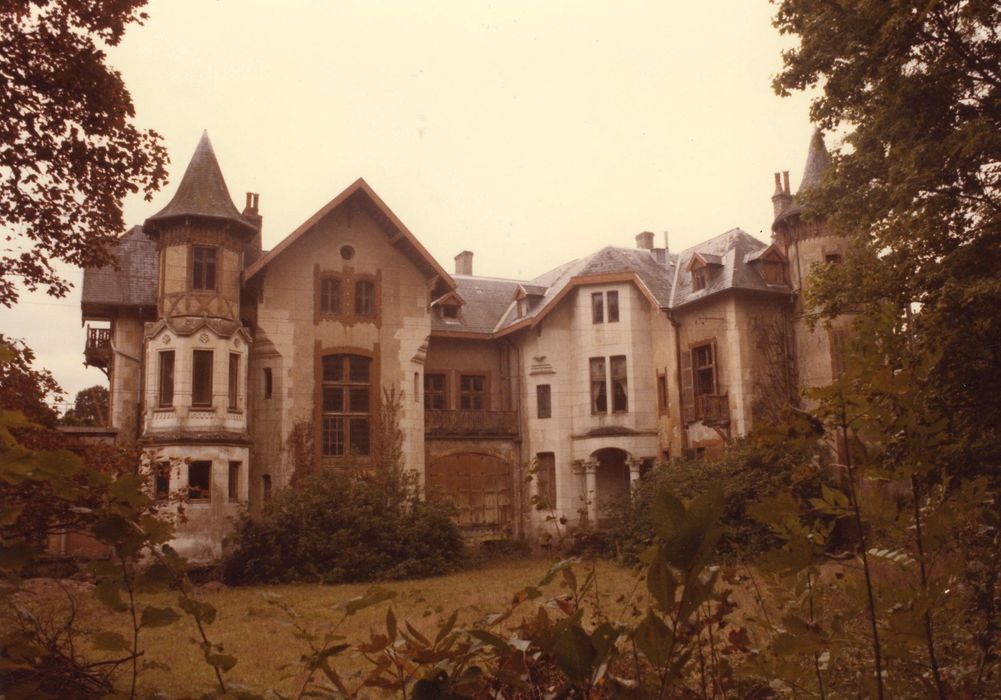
<box><xmin>603</xmin><ymin>435</ymin><xmax>828</xmax><ymax>561</ymax></box>
<box><xmin>222</xmin><ymin>465</ymin><xmax>465</xmax><ymax>584</ymax></box>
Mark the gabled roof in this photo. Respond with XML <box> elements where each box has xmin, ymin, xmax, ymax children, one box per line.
<box><xmin>243</xmin><ymin>178</ymin><xmax>455</xmax><ymax>295</ymax></box>
<box><xmin>431</xmin><ymin>275</ymin><xmax>521</xmax><ymax>335</ymax></box>
<box><xmin>145</xmin><ymin>131</ymin><xmax>256</xmax><ymax>235</ymax></box>
<box><xmin>670</xmin><ymin>228</ymin><xmax>791</xmax><ymax>308</ymax></box>
<box><xmin>81</xmin><ymin>226</ymin><xmax>158</xmax><ymax>316</ymax></box>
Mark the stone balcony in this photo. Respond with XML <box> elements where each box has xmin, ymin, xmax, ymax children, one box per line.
<box><xmin>425</xmin><ymin>409</ymin><xmax>519</xmax><ymax>438</ymax></box>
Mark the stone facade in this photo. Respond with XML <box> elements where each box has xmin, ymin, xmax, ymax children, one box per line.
<box><xmin>80</xmin><ymin>129</ymin><xmax>850</xmax><ymax>560</ymax></box>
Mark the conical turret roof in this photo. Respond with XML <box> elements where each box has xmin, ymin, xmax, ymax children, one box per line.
<box><xmin>145</xmin><ymin>131</ymin><xmax>256</xmax><ymax>234</ymax></box>
<box><xmin>797</xmin><ymin>129</ymin><xmax>830</xmax><ymax>193</ymax></box>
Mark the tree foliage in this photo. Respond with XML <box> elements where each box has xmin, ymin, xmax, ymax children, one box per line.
<box><xmin>0</xmin><ymin>335</ymin><xmax>62</xmax><ymax>428</ymax></box>
<box><xmin>61</xmin><ymin>385</ymin><xmax>109</xmax><ymax>426</ymax></box>
<box><xmin>773</xmin><ymin>0</ymin><xmax>1001</xmax><ymax>473</ymax></box>
<box><xmin>0</xmin><ymin>0</ymin><xmax>168</xmax><ymax>307</ymax></box>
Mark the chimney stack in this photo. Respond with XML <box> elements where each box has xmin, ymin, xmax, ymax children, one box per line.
<box><xmin>782</xmin><ymin>171</ymin><xmax>790</xmax><ymax>194</ymax></box>
<box><xmin>635</xmin><ymin>231</ymin><xmax>655</xmax><ymax>250</ymax></box>
<box><xmin>454</xmin><ymin>250</ymin><xmax>473</xmax><ymax>276</ymax></box>
<box><xmin>771</xmin><ymin>172</ymin><xmax>793</xmax><ymax>219</ymax></box>
<box><xmin>243</xmin><ymin>192</ymin><xmax>263</xmax><ymax>264</ymax></box>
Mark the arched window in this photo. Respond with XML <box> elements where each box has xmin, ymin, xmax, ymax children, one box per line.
<box><xmin>321</xmin><ymin>354</ymin><xmax>371</xmax><ymax>457</ymax></box>
<box><xmin>355</xmin><ymin>280</ymin><xmax>375</xmax><ymax>316</ymax></box>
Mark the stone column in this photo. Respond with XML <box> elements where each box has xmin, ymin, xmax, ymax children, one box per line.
<box><xmin>628</xmin><ymin>457</ymin><xmax>642</xmax><ymax>494</ymax></box>
<box><xmin>584</xmin><ymin>460</ymin><xmax>598</xmax><ymax>524</ymax></box>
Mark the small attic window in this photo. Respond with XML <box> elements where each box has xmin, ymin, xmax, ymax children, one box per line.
<box><xmin>760</xmin><ymin>259</ymin><xmax>786</xmax><ymax>285</ymax></box>
<box><xmin>692</xmin><ymin>267</ymin><xmax>708</xmax><ymax>291</ymax></box>
<box><xmin>441</xmin><ymin>304</ymin><xmax>459</xmax><ymax>320</ymax></box>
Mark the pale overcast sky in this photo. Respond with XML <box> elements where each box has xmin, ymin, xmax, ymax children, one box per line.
<box><xmin>3</xmin><ymin>0</ymin><xmax>818</xmax><ymax>409</ymax></box>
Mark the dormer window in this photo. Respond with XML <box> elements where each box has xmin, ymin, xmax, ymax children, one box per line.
<box><xmin>192</xmin><ymin>246</ymin><xmax>217</xmax><ymax>291</ymax></box>
<box><xmin>760</xmin><ymin>260</ymin><xmax>786</xmax><ymax>285</ymax></box>
<box><xmin>441</xmin><ymin>304</ymin><xmax>460</xmax><ymax>320</ymax></box>
<box><xmin>692</xmin><ymin>266</ymin><xmax>708</xmax><ymax>291</ymax></box>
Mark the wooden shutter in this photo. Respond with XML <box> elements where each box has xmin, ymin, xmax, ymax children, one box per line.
<box><xmin>709</xmin><ymin>339</ymin><xmax>719</xmax><ymax>395</ymax></box>
<box><xmin>680</xmin><ymin>349</ymin><xmax>695</xmax><ymax>424</ymax></box>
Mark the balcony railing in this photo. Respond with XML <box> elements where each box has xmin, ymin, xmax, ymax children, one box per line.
<box><xmin>697</xmin><ymin>393</ymin><xmax>730</xmax><ymax>425</ymax></box>
<box><xmin>425</xmin><ymin>409</ymin><xmax>519</xmax><ymax>437</ymax></box>
<box><xmin>84</xmin><ymin>326</ymin><xmax>112</xmax><ymax>369</ymax></box>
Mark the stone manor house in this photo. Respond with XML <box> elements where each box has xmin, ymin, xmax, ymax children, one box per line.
<box><xmin>80</xmin><ymin>130</ymin><xmax>850</xmax><ymax>561</ymax></box>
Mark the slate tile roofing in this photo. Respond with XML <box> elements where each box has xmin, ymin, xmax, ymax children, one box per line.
<box><xmin>81</xmin><ymin>226</ymin><xmax>158</xmax><ymax>310</ymax></box>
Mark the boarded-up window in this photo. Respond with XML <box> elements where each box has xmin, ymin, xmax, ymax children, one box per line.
<box><xmin>425</xmin><ymin>373</ymin><xmax>447</xmax><ymax>409</ymax></box>
<box><xmin>228</xmin><ymin>461</ymin><xmax>240</xmax><ymax>502</ymax></box>
<box><xmin>536</xmin><ymin>384</ymin><xmax>551</xmax><ymax>419</ymax></box>
<box><xmin>427</xmin><ymin>453</ymin><xmax>513</xmax><ymax>527</ymax></box>
<box><xmin>228</xmin><ymin>353</ymin><xmax>239</xmax><ymax>409</ymax></box>
<box><xmin>591</xmin><ymin>292</ymin><xmax>604</xmax><ymax>323</ymax></box>
<box><xmin>607</xmin><ymin>291</ymin><xmax>619</xmax><ymax>322</ymax></box>
<box><xmin>459</xmin><ymin>374</ymin><xmax>485</xmax><ymax>410</ymax></box>
<box><xmin>590</xmin><ymin>357</ymin><xmax>607</xmax><ymax>414</ymax></box>
<box><xmin>192</xmin><ymin>350</ymin><xmax>213</xmax><ymax>407</ymax></box>
<box><xmin>355</xmin><ymin>280</ymin><xmax>375</xmax><ymax>316</ymax></box>
<box><xmin>321</xmin><ymin>354</ymin><xmax>371</xmax><ymax>456</ymax></box>
<box><xmin>192</xmin><ymin>245</ymin><xmax>217</xmax><ymax>290</ymax></box>
<box><xmin>158</xmin><ymin>351</ymin><xmax>175</xmax><ymax>407</ymax></box>
<box><xmin>535</xmin><ymin>452</ymin><xmax>556</xmax><ymax>510</ymax></box>
<box><xmin>188</xmin><ymin>461</ymin><xmax>211</xmax><ymax>501</ymax></box>
<box><xmin>611</xmin><ymin>355</ymin><xmax>628</xmax><ymax>412</ymax></box>
<box><xmin>657</xmin><ymin>372</ymin><xmax>668</xmax><ymax>415</ymax></box>
<box><xmin>320</xmin><ymin>277</ymin><xmax>340</xmax><ymax>313</ymax></box>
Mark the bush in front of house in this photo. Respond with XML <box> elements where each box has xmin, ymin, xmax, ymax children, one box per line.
<box><xmin>222</xmin><ymin>465</ymin><xmax>465</xmax><ymax>584</ymax></box>
<box><xmin>603</xmin><ymin>432</ymin><xmax>829</xmax><ymax>562</ymax></box>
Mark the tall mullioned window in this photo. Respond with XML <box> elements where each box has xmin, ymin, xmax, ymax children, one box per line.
<box><xmin>611</xmin><ymin>355</ymin><xmax>628</xmax><ymax>412</ymax></box>
<box><xmin>228</xmin><ymin>353</ymin><xmax>240</xmax><ymax>410</ymax></box>
<box><xmin>192</xmin><ymin>245</ymin><xmax>217</xmax><ymax>290</ymax></box>
<box><xmin>321</xmin><ymin>354</ymin><xmax>372</xmax><ymax>457</ymax></box>
<box><xmin>320</xmin><ymin>277</ymin><xmax>340</xmax><ymax>313</ymax></box>
<box><xmin>192</xmin><ymin>350</ymin><xmax>213</xmax><ymax>407</ymax></box>
<box><xmin>355</xmin><ymin>280</ymin><xmax>375</xmax><ymax>316</ymax></box>
<box><xmin>590</xmin><ymin>357</ymin><xmax>607</xmax><ymax>414</ymax></box>
<box><xmin>424</xmin><ymin>373</ymin><xmax>447</xmax><ymax>410</ymax></box>
<box><xmin>158</xmin><ymin>351</ymin><xmax>175</xmax><ymax>407</ymax></box>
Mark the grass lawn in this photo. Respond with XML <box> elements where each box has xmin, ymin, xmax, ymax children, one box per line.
<box><xmin>13</xmin><ymin>557</ymin><xmax>655</xmax><ymax>697</ymax></box>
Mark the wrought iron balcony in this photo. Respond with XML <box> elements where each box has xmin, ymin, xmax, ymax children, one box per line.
<box><xmin>425</xmin><ymin>409</ymin><xmax>519</xmax><ymax>438</ymax></box>
<box><xmin>84</xmin><ymin>326</ymin><xmax>112</xmax><ymax>370</ymax></box>
<box><xmin>697</xmin><ymin>393</ymin><xmax>730</xmax><ymax>425</ymax></box>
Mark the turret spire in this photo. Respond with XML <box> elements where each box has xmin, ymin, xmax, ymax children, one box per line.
<box><xmin>798</xmin><ymin>129</ymin><xmax>830</xmax><ymax>194</ymax></box>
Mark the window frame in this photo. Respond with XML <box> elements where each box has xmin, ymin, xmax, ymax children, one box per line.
<box><xmin>263</xmin><ymin>367</ymin><xmax>273</xmax><ymax>399</ymax></box>
<box><xmin>424</xmin><ymin>372</ymin><xmax>448</xmax><ymax>410</ymax></box>
<box><xmin>536</xmin><ymin>384</ymin><xmax>552</xmax><ymax>419</ymax></box>
<box><xmin>228</xmin><ymin>352</ymin><xmax>240</xmax><ymax>410</ymax></box>
<box><xmin>154</xmin><ymin>461</ymin><xmax>170</xmax><ymax>500</ymax></box>
<box><xmin>607</xmin><ymin>290</ymin><xmax>619</xmax><ymax>322</ymax></box>
<box><xmin>459</xmin><ymin>373</ymin><xmax>487</xmax><ymax>411</ymax></box>
<box><xmin>692</xmin><ymin>341</ymin><xmax>718</xmax><ymax>400</ymax></box>
<box><xmin>320</xmin><ymin>353</ymin><xmax>372</xmax><ymax>458</ymax></box>
<box><xmin>589</xmin><ymin>357</ymin><xmax>607</xmax><ymax>414</ymax></box>
<box><xmin>692</xmin><ymin>266</ymin><xmax>708</xmax><ymax>291</ymax></box>
<box><xmin>158</xmin><ymin>350</ymin><xmax>175</xmax><ymax>408</ymax></box>
<box><xmin>355</xmin><ymin>279</ymin><xmax>376</xmax><ymax>316</ymax></box>
<box><xmin>610</xmin><ymin>355</ymin><xmax>628</xmax><ymax>413</ymax></box>
<box><xmin>188</xmin><ymin>461</ymin><xmax>211</xmax><ymax>501</ymax></box>
<box><xmin>227</xmin><ymin>461</ymin><xmax>240</xmax><ymax>502</ymax></box>
<box><xmin>591</xmin><ymin>292</ymin><xmax>604</xmax><ymax>324</ymax></box>
<box><xmin>535</xmin><ymin>452</ymin><xmax>557</xmax><ymax>511</ymax></box>
<box><xmin>319</xmin><ymin>275</ymin><xmax>341</xmax><ymax>314</ymax></box>
<box><xmin>191</xmin><ymin>245</ymin><xmax>218</xmax><ymax>291</ymax></box>
<box><xmin>191</xmin><ymin>350</ymin><xmax>214</xmax><ymax>408</ymax></box>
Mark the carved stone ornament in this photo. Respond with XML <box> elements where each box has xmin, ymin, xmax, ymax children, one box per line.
<box><xmin>233</xmin><ymin>337</ymin><xmax>240</xmax><ymax>348</ymax></box>
<box><xmin>199</xmin><ymin>333</ymin><xmax>210</xmax><ymax>344</ymax></box>
<box><xmin>162</xmin><ymin>334</ymin><xmax>171</xmax><ymax>345</ymax></box>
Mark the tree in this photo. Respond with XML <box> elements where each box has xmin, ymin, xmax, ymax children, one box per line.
<box><xmin>61</xmin><ymin>384</ymin><xmax>109</xmax><ymax>426</ymax></box>
<box><xmin>772</xmin><ymin>0</ymin><xmax>1001</xmax><ymax>474</ymax></box>
<box><xmin>0</xmin><ymin>334</ymin><xmax>62</xmax><ymax>428</ymax></box>
<box><xmin>0</xmin><ymin>0</ymin><xmax>168</xmax><ymax>307</ymax></box>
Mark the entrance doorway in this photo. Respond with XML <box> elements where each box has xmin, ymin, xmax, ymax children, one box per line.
<box><xmin>593</xmin><ymin>448</ymin><xmax>631</xmax><ymax>525</ymax></box>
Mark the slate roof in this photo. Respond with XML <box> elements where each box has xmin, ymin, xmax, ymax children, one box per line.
<box><xmin>432</xmin><ymin>275</ymin><xmax>521</xmax><ymax>334</ymax></box>
<box><xmin>774</xmin><ymin>129</ymin><xmax>831</xmax><ymax>226</ymax></box>
<box><xmin>81</xmin><ymin>226</ymin><xmax>158</xmax><ymax>310</ymax></box>
<box><xmin>145</xmin><ymin>131</ymin><xmax>256</xmax><ymax>234</ymax></box>
<box><xmin>670</xmin><ymin>228</ymin><xmax>790</xmax><ymax>308</ymax></box>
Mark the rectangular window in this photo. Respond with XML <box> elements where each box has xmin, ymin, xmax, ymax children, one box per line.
<box><xmin>192</xmin><ymin>350</ymin><xmax>213</xmax><ymax>407</ymax></box>
<box><xmin>693</xmin><ymin>343</ymin><xmax>717</xmax><ymax>397</ymax></box>
<box><xmin>611</xmin><ymin>355</ymin><xmax>628</xmax><ymax>412</ymax></box>
<box><xmin>692</xmin><ymin>267</ymin><xmax>708</xmax><ymax>291</ymax></box>
<box><xmin>536</xmin><ymin>384</ymin><xmax>551</xmax><ymax>419</ymax></box>
<box><xmin>591</xmin><ymin>292</ymin><xmax>604</xmax><ymax>323</ymax></box>
<box><xmin>320</xmin><ymin>277</ymin><xmax>340</xmax><ymax>313</ymax></box>
<box><xmin>535</xmin><ymin>452</ymin><xmax>557</xmax><ymax>510</ymax></box>
<box><xmin>154</xmin><ymin>461</ymin><xmax>170</xmax><ymax>500</ymax></box>
<box><xmin>459</xmin><ymin>374</ymin><xmax>486</xmax><ymax>410</ymax></box>
<box><xmin>657</xmin><ymin>373</ymin><xmax>668</xmax><ymax>415</ymax></box>
<box><xmin>263</xmin><ymin>367</ymin><xmax>273</xmax><ymax>399</ymax></box>
<box><xmin>158</xmin><ymin>351</ymin><xmax>175</xmax><ymax>407</ymax></box>
<box><xmin>228</xmin><ymin>353</ymin><xmax>239</xmax><ymax>410</ymax></box>
<box><xmin>188</xmin><ymin>461</ymin><xmax>211</xmax><ymax>501</ymax></box>
<box><xmin>228</xmin><ymin>461</ymin><xmax>240</xmax><ymax>502</ymax></box>
<box><xmin>192</xmin><ymin>246</ymin><xmax>217</xmax><ymax>291</ymax></box>
<box><xmin>321</xmin><ymin>354</ymin><xmax>372</xmax><ymax>457</ymax></box>
<box><xmin>262</xmin><ymin>474</ymin><xmax>272</xmax><ymax>502</ymax></box>
<box><xmin>607</xmin><ymin>291</ymin><xmax>619</xmax><ymax>322</ymax></box>
<box><xmin>355</xmin><ymin>279</ymin><xmax>375</xmax><ymax>316</ymax></box>
<box><xmin>761</xmin><ymin>260</ymin><xmax>785</xmax><ymax>284</ymax></box>
<box><xmin>424</xmin><ymin>373</ymin><xmax>447</xmax><ymax>410</ymax></box>
<box><xmin>590</xmin><ymin>357</ymin><xmax>607</xmax><ymax>414</ymax></box>
<box><xmin>825</xmin><ymin>252</ymin><xmax>842</xmax><ymax>265</ymax></box>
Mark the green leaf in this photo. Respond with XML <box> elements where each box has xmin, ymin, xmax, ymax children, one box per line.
<box><xmin>179</xmin><ymin>596</ymin><xmax>217</xmax><ymax>624</ymax></box>
<box><xmin>434</xmin><ymin>609</ymin><xmax>458</xmax><ymax>646</ymax></box>
<box><xmin>204</xmin><ymin>652</ymin><xmax>237</xmax><ymax>672</ymax></box>
<box><xmin>385</xmin><ymin>607</ymin><xmax>397</xmax><ymax>641</ymax></box>
<box><xmin>634</xmin><ymin>609</ymin><xmax>674</xmax><ymax>667</ymax></box>
<box><xmin>140</xmin><ymin>605</ymin><xmax>180</xmax><ymax>628</ymax></box>
<box><xmin>92</xmin><ymin>631</ymin><xmax>130</xmax><ymax>652</ymax></box>
<box><xmin>468</xmin><ymin>629</ymin><xmax>512</xmax><ymax>652</ymax></box>
<box><xmin>339</xmin><ymin>585</ymin><xmax>396</xmax><ymax>615</ymax></box>
<box><xmin>551</xmin><ymin>624</ymin><xmax>597</xmax><ymax>682</ymax></box>
<box><xmin>646</xmin><ymin>552</ymin><xmax>677</xmax><ymax>611</ymax></box>
<box><xmin>134</xmin><ymin>563</ymin><xmax>173</xmax><ymax>593</ymax></box>
<box><xmin>95</xmin><ymin>581</ymin><xmax>128</xmax><ymax>612</ymax></box>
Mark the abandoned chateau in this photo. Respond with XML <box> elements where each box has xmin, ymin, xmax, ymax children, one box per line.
<box><xmin>79</xmin><ymin>130</ymin><xmax>851</xmax><ymax>561</ymax></box>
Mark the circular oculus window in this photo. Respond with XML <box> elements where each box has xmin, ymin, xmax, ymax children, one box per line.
<box><xmin>340</xmin><ymin>245</ymin><xmax>355</xmax><ymax>260</ymax></box>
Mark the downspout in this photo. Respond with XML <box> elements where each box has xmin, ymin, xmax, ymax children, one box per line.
<box><xmin>505</xmin><ymin>336</ymin><xmax>527</xmax><ymax>538</ymax></box>
<box><xmin>666</xmin><ymin>309</ymin><xmax>688</xmax><ymax>455</ymax></box>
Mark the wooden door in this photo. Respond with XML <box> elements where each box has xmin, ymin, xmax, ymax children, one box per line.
<box><xmin>428</xmin><ymin>453</ymin><xmax>512</xmax><ymax>527</ymax></box>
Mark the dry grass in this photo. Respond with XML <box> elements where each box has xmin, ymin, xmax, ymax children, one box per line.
<box><xmin>10</xmin><ymin>557</ymin><xmax>656</xmax><ymax>697</ymax></box>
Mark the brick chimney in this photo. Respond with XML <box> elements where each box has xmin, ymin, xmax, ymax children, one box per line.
<box><xmin>242</xmin><ymin>192</ymin><xmax>263</xmax><ymax>264</ymax></box>
<box><xmin>635</xmin><ymin>231</ymin><xmax>655</xmax><ymax>250</ymax></box>
<box><xmin>454</xmin><ymin>250</ymin><xmax>473</xmax><ymax>276</ymax></box>
<box><xmin>771</xmin><ymin>171</ymin><xmax>793</xmax><ymax>218</ymax></box>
